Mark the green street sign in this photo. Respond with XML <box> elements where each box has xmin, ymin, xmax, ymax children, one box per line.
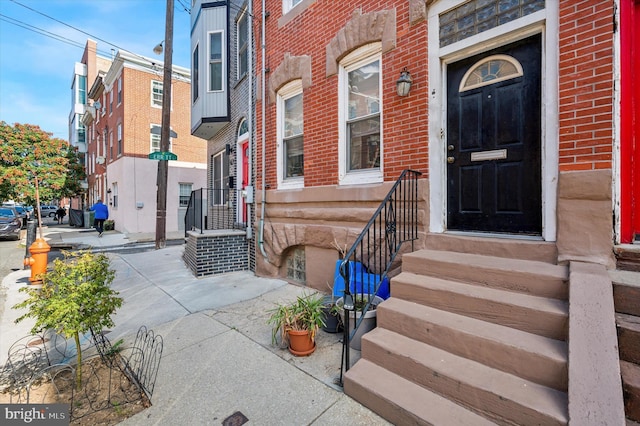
<box><xmin>148</xmin><ymin>151</ymin><xmax>177</xmax><ymax>161</ymax></box>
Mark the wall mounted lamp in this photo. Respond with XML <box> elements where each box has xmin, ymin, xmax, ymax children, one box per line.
<box><xmin>396</xmin><ymin>67</ymin><xmax>413</xmax><ymax>97</ymax></box>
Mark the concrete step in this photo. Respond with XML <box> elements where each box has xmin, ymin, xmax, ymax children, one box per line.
<box><xmin>612</xmin><ymin>269</ymin><xmax>640</xmax><ymax>316</ymax></box>
<box><xmin>344</xmin><ymin>359</ymin><xmax>498</xmax><ymax>426</ymax></box>
<box><xmin>401</xmin><ymin>249</ymin><xmax>569</xmax><ymax>300</ymax></box>
<box><xmin>621</xmin><ymin>360</ymin><xmax>640</xmax><ymax>423</ymax></box>
<box><xmin>425</xmin><ymin>233</ymin><xmax>558</xmax><ymax>264</ymax></box>
<box><xmin>615</xmin><ymin>245</ymin><xmax>640</xmax><ymax>272</ymax></box>
<box><xmin>377</xmin><ymin>298</ymin><xmax>568</xmax><ymax>391</ymax></box>
<box><xmin>392</xmin><ymin>272</ymin><xmax>568</xmax><ymax>341</ymax></box>
<box><xmin>618</xmin><ymin>313</ymin><xmax>640</xmax><ymax>365</ymax></box>
<box><xmin>357</xmin><ymin>328</ymin><xmax>568</xmax><ymax>425</ymax></box>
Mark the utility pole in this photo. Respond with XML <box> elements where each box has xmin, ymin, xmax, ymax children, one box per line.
<box><xmin>155</xmin><ymin>0</ymin><xmax>174</xmax><ymax>249</ymax></box>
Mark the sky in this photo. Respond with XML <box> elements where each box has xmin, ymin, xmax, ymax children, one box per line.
<box><xmin>0</xmin><ymin>0</ymin><xmax>193</xmax><ymax>139</ymax></box>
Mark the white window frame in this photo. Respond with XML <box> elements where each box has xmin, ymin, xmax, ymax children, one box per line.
<box><xmin>210</xmin><ymin>150</ymin><xmax>229</xmax><ymax>206</ymax></box>
<box><xmin>150</xmin><ymin>124</ymin><xmax>173</xmax><ymax>152</ymax></box>
<box><xmin>117</xmin><ymin>123</ymin><xmax>122</xmax><ymax>156</ymax></box>
<box><xmin>237</xmin><ymin>9</ymin><xmax>248</xmax><ymax>80</ymax></box>
<box><xmin>338</xmin><ymin>43</ymin><xmax>383</xmax><ymax>186</ymax></box>
<box><xmin>151</xmin><ymin>80</ymin><xmax>163</xmax><ymax>108</ymax></box>
<box><xmin>276</xmin><ymin>80</ymin><xmax>304</xmax><ymax>189</ymax></box>
<box><xmin>179</xmin><ymin>183</ymin><xmax>192</xmax><ymax>207</ymax></box>
<box><xmin>283</xmin><ymin>0</ymin><xmax>303</xmax><ymax>13</ymax></box>
<box><xmin>109</xmin><ymin>90</ymin><xmax>113</xmax><ymax>115</ymax></box>
<box><xmin>208</xmin><ymin>30</ymin><xmax>224</xmax><ymax>92</ymax></box>
<box><xmin>117</xmin><ymin>76</ymin><xmax>122</xmax><ymax>105</ymax></box>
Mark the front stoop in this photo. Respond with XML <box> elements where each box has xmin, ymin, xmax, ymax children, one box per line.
<box><xmin>613</xmin><ymin>269</ymin><xmax>640</xmax><ymax>423</ymax></box>
<box><xmin>344</xmin><ymin>236</ymin><xmax>571</xmax><ymax>425</ymax></box>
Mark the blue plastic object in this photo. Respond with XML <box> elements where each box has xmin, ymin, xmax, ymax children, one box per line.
<box><xmin>332</xmin><ymin>260</ymin><xmax>390</xmax><ymax>300</ymax></box>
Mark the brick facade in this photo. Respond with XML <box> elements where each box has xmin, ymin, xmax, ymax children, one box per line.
<box><xmin>558</xmin><ymin>0</ymin><xmax>615</xmax><ymax>171</ymax></box>
<box><xmin>183</xmin><ymin>230</ymin><xmax>249</xmax><ymax>276</ymax></box>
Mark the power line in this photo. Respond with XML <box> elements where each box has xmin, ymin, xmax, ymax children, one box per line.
<box><xmin>7</xmin><ymin>0</ymin><xmax>188</xmax><ymax>70</ymax></box>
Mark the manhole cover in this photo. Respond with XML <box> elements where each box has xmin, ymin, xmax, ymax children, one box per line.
<box><xmin>222</xmin><ymin>411</ymin><xmax>248</xmax><ymax>426</ymax></box>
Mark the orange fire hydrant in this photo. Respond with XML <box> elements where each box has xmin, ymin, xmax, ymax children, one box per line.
<box><xmin>23</xmin><ymin>238</ymin><xmax>50</xmax><ymax>284</ymax></box>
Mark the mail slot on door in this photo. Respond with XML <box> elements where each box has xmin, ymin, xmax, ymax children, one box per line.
<box><xmin>470</xmin><ymin>149</ymin><xmax>507</xmax><ymax>162</ymax></box>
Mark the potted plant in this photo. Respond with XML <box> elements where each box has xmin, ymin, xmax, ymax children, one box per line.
<box><xmin>267</xmin><ymin>293</ymin><xmax>326</xmax><ymax>356</ymax></box>
<box><xmin>336</xmin><ymin>294</ymin><xmax>383</xmax><ymax>350</ymax></box>
<box><xmin>320</xmin><ymin>294</ymin><xmax>343</xmax><ymax>333</ymax></box>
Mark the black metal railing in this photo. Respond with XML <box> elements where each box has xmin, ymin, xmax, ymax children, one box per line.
<box><xmin>339</xmin><ymin>169</ymin><xmax>422</xmax><ymax>384</ymax></box>
<box><xmin>184</xmin><ymin>188</ymin><xmax>242</xmax><ymax>236</ymax></box>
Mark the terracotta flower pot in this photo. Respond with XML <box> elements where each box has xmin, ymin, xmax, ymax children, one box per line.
<box><xmin>287</xmin><ymin>329</ymin><xmax>316</xmax><ymax>356</ymax></box>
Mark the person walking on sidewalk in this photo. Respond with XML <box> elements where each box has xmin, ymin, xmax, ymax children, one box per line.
<box><xmin>55</xmin><ymin>205</ymin><xmax>66</xmax><ymax>224</ymax></box>
<box><xmin>90</xmin><ymin>199</ymin><xmax>109</xmax><ymax>237</ymax></box>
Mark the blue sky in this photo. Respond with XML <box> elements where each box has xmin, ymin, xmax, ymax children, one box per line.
<box><xmin>0</xmin><ymin>0</ymin><xmax>192</xmax><ymax>139</ymax></box>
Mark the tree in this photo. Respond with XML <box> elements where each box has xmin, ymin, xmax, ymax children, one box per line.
<box><xmin>0</xmin><ymin>121</ymin><xmax>85</xmax><ymax>205</ymax></box>
<box><xmin>13</xmin><ymin>251</ymin><xmax>122</xmax><ymax>390</ymax></box>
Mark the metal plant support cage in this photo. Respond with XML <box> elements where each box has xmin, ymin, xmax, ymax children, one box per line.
<box><xmin>0</xmin><ymin>325</ymin><xmax>163</xmax><ymax>422</ymax></box>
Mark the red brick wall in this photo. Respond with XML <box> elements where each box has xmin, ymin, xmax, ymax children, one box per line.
<box><xmin>255</xmin><ymin>1</ymin><xmax>429</xmax><ymax>189</ymax></box>
<box><xmin>119</xmin><ymin>68</ymin><xmax>206</xmax><ymax>164</ymax></box>
<box><xmin>558</xmin><ymin>0</ymin><xmax>615</xmax><ymax>171</ymax></box>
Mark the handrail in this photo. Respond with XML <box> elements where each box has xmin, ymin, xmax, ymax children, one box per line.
<box><xmin>339</xmin><ymin>169</ymin><xmax>422</xmax><ymax>385</ymax></box>
<box><xmin>184</xmin><ymin>188</ymin><xmax>242</xmax><ymax>237</ymax></box>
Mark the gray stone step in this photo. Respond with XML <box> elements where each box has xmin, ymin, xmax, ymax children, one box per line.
<box><xmin>344</xmin><ymin>358</ymin><xmax>498</xmax><ymax>426</ymax></box>
<box><xmin>392</xmin><ymin>272</ymin><xmax>569</xmax><ymax>341</ymax></box>
<box><xmin>401</xmin><ymin>249</ymin><xmax>569</xmax><ymax>300</ymax></box>
<box><xmin>377</xmin><ymin>297</ymin><xmax>568</xmax><ymax>391</ymax></box>
<box><xmin>425</xmin><ymin>233</ymin><xmax>558</xmax><ymax>264</ymax></box>
<box><xmin>359</xmin><ymin>328</ymin><xmax>568</xmax><ymax>426</ymax></box>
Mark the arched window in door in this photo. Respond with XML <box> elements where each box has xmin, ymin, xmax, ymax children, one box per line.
<box><xmin>459</xmin><ymin>54</ymin><xmax>523</xmax><ymax>92</ymax></box>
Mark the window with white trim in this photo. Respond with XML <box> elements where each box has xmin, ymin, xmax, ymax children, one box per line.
<box><xmin>276</xmin><ymin>80</ymin><xmax>304</xmax><ymax>188</ymax></box>
<box><xmin>117</xmin><ymin>76</ymin><xmax>122</xmax><ymax>104</ymax></box>
<box><xmin>151</xmin><ymin>80</ymin><xmax>163</xmax><ymax>107</ymax></box>
<box><xmin>237</xmin><ymin>10</ymin><xmax>248</xmax><ymax>79</ymax></box>
<box><xmin>150</xmin><ymin>124</ymin><xmax>173</xmax><ymax>152</ymax></box>
<box><xmin>117</xmin><ymin>123</ymin><xmax>122</xmax><ymax>156</ymax></box>
<box><xmin>209</xmin><ymin>31</ymin><xmax>224</xmax><ymax>91</ymax></box>
<box><xmin>109</xmin><ymin>90</ymin><xmax>113</xmax><ymax>114</ymax></box>
<box><xmin>339</xmin><ymin>43</ymin><xmax>383</xmax><ymax>185</ymax></box>
<box><xmin>210</xmin><ymin>150</ymin><xmax>229</xmax><ymax>205</ymax></box>
<box><xmin>283</xmin><ymin>0</ymin><xmax>303</xmax><ymax>13</ymax></box>
<box><xmin>179</xmin><ymin>183</ymin><xmax>192</xmax><ymax>207</ymax></box>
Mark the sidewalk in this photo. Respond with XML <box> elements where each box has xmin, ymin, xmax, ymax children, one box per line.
<box><xmin>1</xmin><ymin>224</ymin><xmax>389</xmax><ymax>425</ymax></box>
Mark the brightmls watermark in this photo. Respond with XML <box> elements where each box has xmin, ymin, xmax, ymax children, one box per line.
<box><xmin>1</xmin><ymin>404</ymin><xmax>69</xmax><ymax>425</ymax></box>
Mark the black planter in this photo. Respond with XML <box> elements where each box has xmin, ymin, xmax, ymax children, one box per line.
<box><xmin>321</xmin><ymin>296</ymin><xmax>342</xmax><ymax>333</ymax></box>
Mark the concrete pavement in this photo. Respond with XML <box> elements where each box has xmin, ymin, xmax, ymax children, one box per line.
<box><xmin>1</xmin><ymin>223</ymin><xmax>389</xmax><ymax>425</ymax></box>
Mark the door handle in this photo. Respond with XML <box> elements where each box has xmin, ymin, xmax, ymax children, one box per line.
<box><xmin>448</xmin><ymin>145</ymin><xmax>455</xmax><ymax>151</ymax></box>
<box><xmin>447</xmin><ymin>156</ymin><xmax>455</xmax><ymax>164</ymax></box>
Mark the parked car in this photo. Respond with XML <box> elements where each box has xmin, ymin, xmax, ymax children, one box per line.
<box><xmin>39</xmin><ymin>205</ymin><xmax>57</xmax><ymax>218</ymax></box>
<box><xmin>13</xmin><ymin>204</ymin><xmax>30</xmax><ymax>222</ymax></box>
<box><xmin>1</xmin><ymin>205</ymin><xmax>23</xmax><ymax>228</ymax></box>
<box><xmin>0</xmin><ymin>207</ymin><xmax>22</xmax><ymax>240</ymax></box>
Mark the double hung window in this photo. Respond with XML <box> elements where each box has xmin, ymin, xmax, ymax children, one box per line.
<box><xmin>339</xmin><ymin>44</ymin><xmax>383</xmax><ymax>185</ymax></box>
<box><xmin>277</xmin><ymin>80</ymin><xmax>304</xmax><ymax>188</ymax></box>
<box><xmin>209</xmin><ymin>31</ymin><xmax>223</xmax><ymax>91</ymax></box>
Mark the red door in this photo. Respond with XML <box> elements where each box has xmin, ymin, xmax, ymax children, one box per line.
<box><xmin>620</xmin><ymin>0</ymin><xmax>640</xmax><ymax>243</ymax></box>
<box><xmin>241</xmin><ymin>141</ymin><xmax>249</xmax><ymax>224</ymax></box>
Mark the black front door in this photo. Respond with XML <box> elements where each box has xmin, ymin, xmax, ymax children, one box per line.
<box><xmin>447</xmin><ymin>34</ymin><xmax>542</xmax><ymax>234</ymax></box>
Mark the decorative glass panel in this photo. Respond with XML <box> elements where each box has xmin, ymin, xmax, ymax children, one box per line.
<box><xmin>286</xmin><ymin>247</ymin><xmax>306</xmax><ymax>284</ymax></box>
<box><xmin>459</xmin><ymin>55</ymin><xmax>523</xmax><ymax>91</ymax></box>
<box><xmin>439</xmin><ymin>0</ymin><xmax>545</xmax><ymax>47</ymax></box>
